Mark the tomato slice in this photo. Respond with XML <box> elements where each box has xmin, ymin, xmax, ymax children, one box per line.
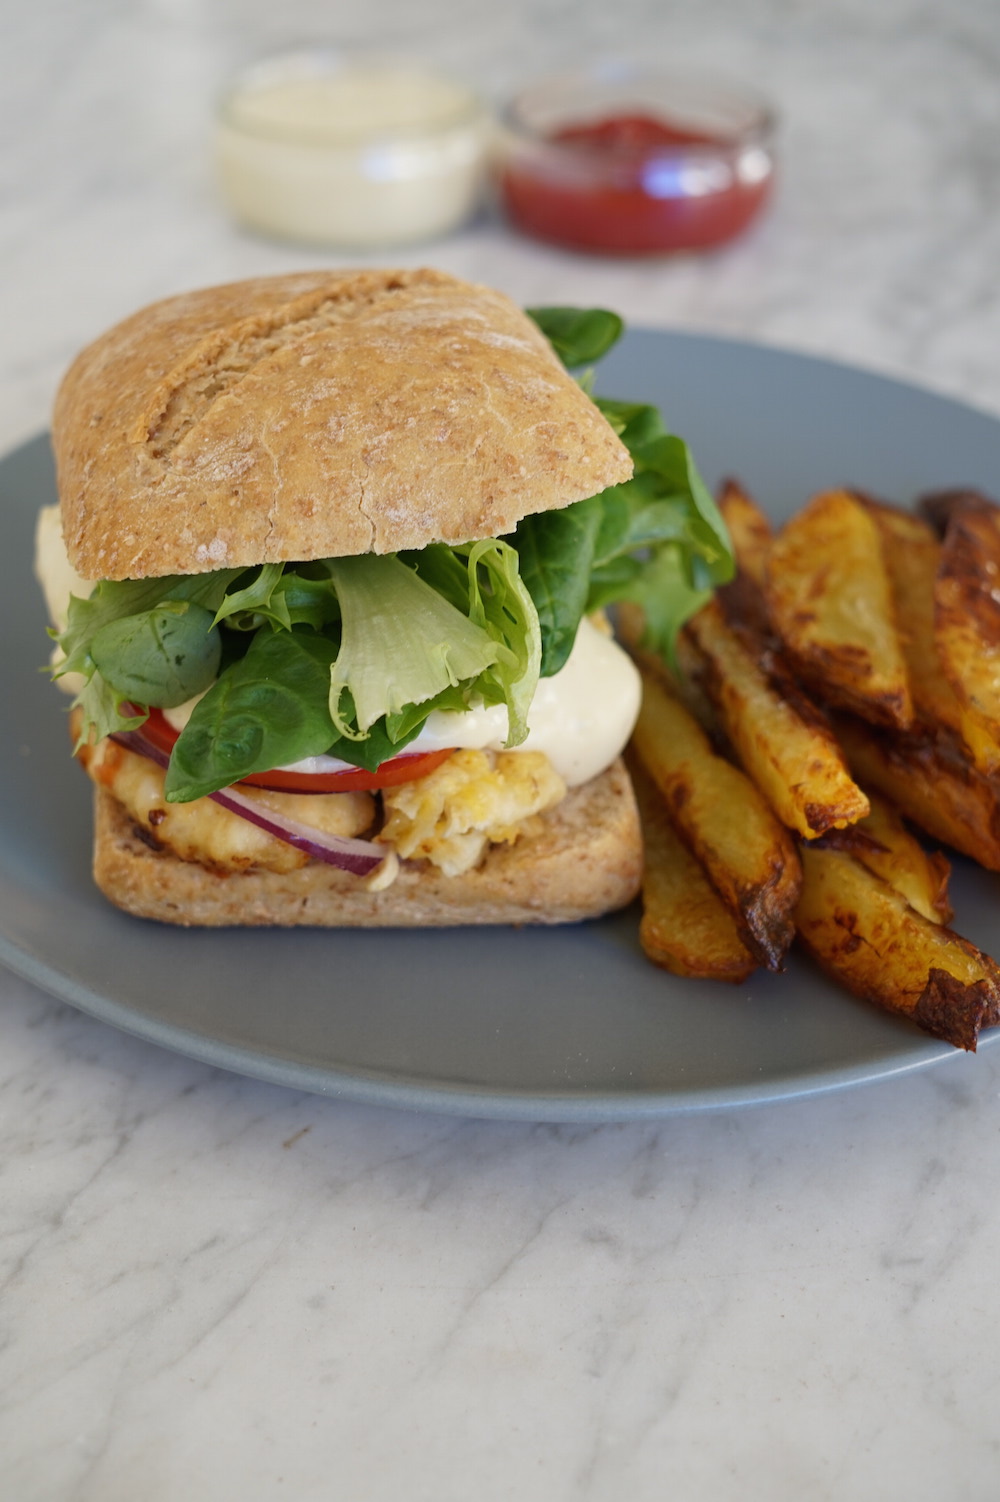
<box><xmin>139</xmin><ymin>708</ymin><xmax>453</xmax><ymax>793</ymax></box>
<box><xmin>238</xmin><ymin>749</ymin><xmax>454</xmax><ymax>793</ymax></box>
<box><xmin>138</xmin><ymin>707</ymin><xmax>181</xmax><ymax>757</ymax></box>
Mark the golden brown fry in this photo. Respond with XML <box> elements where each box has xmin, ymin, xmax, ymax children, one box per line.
<box><xmin>715</xmin><ymin>481</ymin><xmax>775</xmax><ymax>639</ymax></box>
<box><xmin>684</xmin><ymin>597</ymin><xmax>869</xmax><ymax>838</ymax></box>
<box><xmin>917</xmin><ymin>487</ymin><xmax>997</xmax><ymax>536</ymax></box>
<box><xmin>718</xmin><ymin>478</ymin><xmax>773</xmax><ymax>586</ymax></box>
<box><xmin>863</xmin><ymin>496</ymin><xmax>1000</xmax><ymax>774</ymax></box>
<box><xmin>630</xmin><ymin>760</ymin><xmax>756</xmax><ymax>982</ymax></box>
<box><xmin>765</xmin><ymin>489</ymin><xmax>913</xmax><ymax>730</ymax></box>
<box><xmin>935</xmin><ymin>493</ymin><xmax>1000</xmax><ymax>743</ymax></box>
<box><xmin>816</xmin><ymin>788</ymin><xmax>952</xmax><ymax>925</ymax></box>
<box><xmin>631</xmin><ymin>668</ymin><xmax>802</xmax><ymax>970</ymax></box>
<box><xmin>795</xmin><ymin>843</ymin><xmax>1000</xmax><ymax>1051</ymax></box>
<box><xmin>834</xmin><ymin>714</ymin><xmax>1000</xmax><ymax>871</ymax></box>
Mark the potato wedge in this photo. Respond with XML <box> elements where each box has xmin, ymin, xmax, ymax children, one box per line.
<box><xmin>715</xmin><ymin>481</ymin><xmax>776</xmax><ymax>639</ymax></box>
<box><xmin>917</xmin><ymin>486</ymin><xmax>997</xmax><ymax>536</ymax></box>
<box><xmin>834</xmin><ymin>714</ymin><xmax>1000</xmax><ymax>871</ymax></box>
<box><xmin>795</xmin><ymin>843</ymin><xmax>1000</xmax><ymax>1051</ymax></box>
<box><xmin>862</xmin><ymin>497</ymin><xmax>1000</xmax><ymax>774</ymax></box>
<box><xmin>934</xmin><ymin>492</ymin><xmax>1000</xmax><ymax>744</ymax></box>
<box><xmin>630</xmin><ymin>760</ymin><xmax>756</xmax><ymax>982</ymax></box>
<box><xmin>631</xmin><ymin>668</ymin><xmax>802</xmax><ymax>969</ymax></box>
<box><xmin>814</xmin><ymin>788</ymin><xmax>952</xmax><ymax>925</ymax></box>
<box><xmin>765</xmin><ymin>489</ymin><xmax>913</xmax><ymax>729</ymax></box>
<box><xmin>684</xmin><ymin>596</ymin><xmax>869</xmax><ymax>838</ymax></box>
<box><xmin>718</xmin><ymin>478</ymin><xmax>773</xmax><ymax>587</ymax></box>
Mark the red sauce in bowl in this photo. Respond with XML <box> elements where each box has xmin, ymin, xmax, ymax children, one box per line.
<box><xmin>499</xmin><ymin>104</ymin><xmax>774</xmax><ymax>255</ymax></box>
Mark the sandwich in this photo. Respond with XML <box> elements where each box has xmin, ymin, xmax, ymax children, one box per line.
<box><xmin>36</xmin><ymin>268</ymin><xmax>731</xmax><ymax>927</ymax></box>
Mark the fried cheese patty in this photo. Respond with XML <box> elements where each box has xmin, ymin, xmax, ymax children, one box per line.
<box><xmin>77</xmin><ymin>733</ymin><xmax>568</xmax><ymax>879</ymax></box>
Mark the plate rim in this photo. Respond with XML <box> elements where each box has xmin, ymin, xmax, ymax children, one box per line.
<box><xmin>4</xmin><ymin>327</ymin><xmax>1000</xmax><ymax>1119</ymax></box>
<box><xmin>0</xmin><ymin>920</ymin><xmax>975</xmax><ymax>1119</ymax></box>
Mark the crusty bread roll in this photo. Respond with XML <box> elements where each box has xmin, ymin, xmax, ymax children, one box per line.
<box><xmin>53</xmin><ymin>267</ymin><xmax>632</xmax><ymax>580</ymax></box>
<box><xmin>91</xmin><ymin>759</ymin><xmax>642</xmax><ymax>927</ymax></box>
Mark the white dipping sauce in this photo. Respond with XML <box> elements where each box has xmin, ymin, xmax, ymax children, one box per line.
<box><xmin>215</xmin><ymin>54</ymin><xmax>490</xmax><ymax>247</ymax></box>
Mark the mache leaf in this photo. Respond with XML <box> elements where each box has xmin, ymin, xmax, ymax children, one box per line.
<box><xmin>89</xmin><ymin>602</ymin><xmax>221</xmax><ymax>708</ymax></box>
<box><xmin>525</xmin><ymin>307</ymin><xmax>624</xmax><ymax>368</ymax></box>
<box><xmin>165</xmin><ymin>630</ymin><xmax>341</xmax><ymax>802</ymax></box>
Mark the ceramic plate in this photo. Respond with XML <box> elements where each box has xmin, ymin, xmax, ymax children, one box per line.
<box><xmin>3</xmin><ymin>329</ymin><xmax>999</xmax><ymax>1119</ymax></box>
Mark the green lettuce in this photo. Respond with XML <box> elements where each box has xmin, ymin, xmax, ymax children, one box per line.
<box><xmin>518</xmin><ymin>308</ymin><xmax>733</xmax><ymax>672</ymax></box>
<box><xmin>326</xmin><ymin>555</ymin><xmax>501</xmax><ymax>737</ymax></box>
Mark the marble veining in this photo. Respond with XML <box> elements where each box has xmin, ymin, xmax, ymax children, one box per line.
<box><xmin>6</xmin><ymin>2</ymin><xmax>1000</xmax><ymax>1498</ymax></box>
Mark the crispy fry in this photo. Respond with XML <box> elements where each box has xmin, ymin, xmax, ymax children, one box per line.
<box><xmin>934</xmin><ymin>493</ymin><xmax>1000</xmax><ymax>744</ymax></box>
<box><xmin>718</xmin><ymin>478</ymin><xmax>773</xmax><ymax>586</ymax></box>
<box><xmin>765</xmin><ymin>489</ymin><xmax>913</xmax><ymax>730</ymax></box>
<box><xmin>834</xmin><ymin>714</ymin><xmax>1000</xmax><ymax>871</ymax></box>
<box><xmin>630</xmin><ymin>760</ymin><xmax>756</xmax><ymax>982</ymax></box>
<box><xmin>631</xmin><ymin>668</ymin><xmax>802</xmax><ymax>969</ymax></box>
<box><xmin>795</xmin><ymin>843</ymin><xmax>1000</xmax><ymax>1051</ymax></box>
<box><xmin>715</xmin><ymin>481</ymin><xmax>775</xmax><ymax>639</ymax></box>
<box><xmin>917</xmin><ymin>486</ymin><xmax>998</xmax><ymax>536</ymax></box>
<box><xmin>624</xmin><ymin>478</ymin><xmax>1000</xmax><ymax>1054</ymax></box>
<box><xmin>862</xmin><ymin>496</ymin><xmax>1000</xmax><ymax>774</ymax></box>
<box><xmin>684</xmin><ymin>596</ymin><xmax>869</xmax><ymax>838</ymax></box>
<box><xmin>815</xmin><ymin>788</ymin><xmax>952</xmax><ymax>924</ymax></box>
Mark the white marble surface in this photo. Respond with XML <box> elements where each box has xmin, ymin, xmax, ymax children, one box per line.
<box><xmin>5</xmin><ymin>2</ymin><xmax>1000</xmax><ymax>1498</ymax></box>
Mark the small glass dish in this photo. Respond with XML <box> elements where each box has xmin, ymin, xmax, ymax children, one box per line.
<box><xmin>215</xmin><ymin>50</ymin><xmax>491</xmax><ymax>249</ymax></box>
<box><xmin>496</xmin><ymin>62</ymin><xmax>776</xmax><ymax>255</ymax></box>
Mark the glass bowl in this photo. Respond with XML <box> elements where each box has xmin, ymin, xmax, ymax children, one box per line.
<box><xmin>215</xmin><ymin>50</ymin><xmax>491</xmax><ymax>249</ymax></box>
<box><xmin>496</xmin><ymin>63</ymin><xmax>776</xmax><ymax>255</ymax></box>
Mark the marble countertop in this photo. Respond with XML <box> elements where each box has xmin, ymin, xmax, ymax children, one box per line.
<box><xmin>5</xmin><ymin>2</ymin><xmax>1000</xmax><ymax>1497</ymax></box>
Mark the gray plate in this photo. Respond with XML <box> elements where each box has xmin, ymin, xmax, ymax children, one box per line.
<box><xmin>3</xmin><ymin>328</ymin><xmax>999</xmax><ymax>1120</ymax></box>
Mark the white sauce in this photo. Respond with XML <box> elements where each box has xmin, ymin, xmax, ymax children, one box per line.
<box><xmin>215</xmin><ymin>54</ymin><xmax>489</xmax><ymax>248</ymax></box>
<box><xmin>34</xmin><ymin>504</ymin><xmax>94</xmax><ymax>693</ymax></box>
<box><xmin>34</xmin><ymin>505</ymin><xmax>93</xmax><ymax>633</ymax></box>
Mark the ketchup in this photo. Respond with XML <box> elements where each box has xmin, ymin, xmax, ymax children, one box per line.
<box><xmin>500</xmin><ymin>110</ymin><xmax>773</xmax><ymax>255</ymax></box>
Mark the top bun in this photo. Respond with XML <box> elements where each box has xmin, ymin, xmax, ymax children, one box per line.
<box><xmin>53</xmin><ymin>268</ymin><xmax>633</xmax><ymax>580</ymax></box>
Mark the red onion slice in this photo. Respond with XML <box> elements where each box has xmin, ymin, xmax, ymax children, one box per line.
<box><xmin>108</xmin><ymin>728</ymin><xmax>387</xmax><ymax>877</ymax></box>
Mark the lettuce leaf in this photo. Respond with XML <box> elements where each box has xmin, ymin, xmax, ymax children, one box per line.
<box><xmin>325</xmin><ymin>545</ymin><xmax>539</xmax><ymax>746</ymax></box>
<box><xmin>509</xmin><ymin>496</ymin><xmax>603</xmax><ymax>677</ymax></box>
<box><xmin>56</xmin><ymin>569</ymin><xmax>246</xmax><ymax>737</ymax></box>
<box><xmin>69</xmin><ymin>671</ymin><xmax>146</xmax><ymax>749</ymax></box>
<box><xmin>165</xmin><ymin>630</ymin><xmax>341</xmax><ymax>802</ymax></box>
<box><xmin>524</xmin><ymin>306</ymin><xmax>624</xmax><ymax>368</ymax></box>
<box><xmin>89</xmin><ymin>601</ymin><xmax>221</xmax><ymax>708</ymax></box>
<box><xmin>517</xmin><ymin>312</ymin><xmax>735</xmax><ymax>672</ymax></box>
<box><xmin>325</xmin><ymin>555</ymin><xmax>502</xmax><ymax>736</ymax></box>
<box><xmin>460</xmin><ymin>539</ymin><xmax>541</xmax><ymax>745</ymax></box>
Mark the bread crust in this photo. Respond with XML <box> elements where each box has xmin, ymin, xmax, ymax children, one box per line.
<box><xmin>91</xmin><ymin>759</ymin><xmax>642</xmax><ymax>928</ymax></box>
<box><xmin>53</xmin><ymin>268</ymin><xmax>632</xmax><ymax>581</ymax></box>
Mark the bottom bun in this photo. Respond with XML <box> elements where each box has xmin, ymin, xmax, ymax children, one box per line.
<box><xmin>91</xmin><ymin>759</ymin><xmax>643</xmax><ymax>928</ymax></box>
